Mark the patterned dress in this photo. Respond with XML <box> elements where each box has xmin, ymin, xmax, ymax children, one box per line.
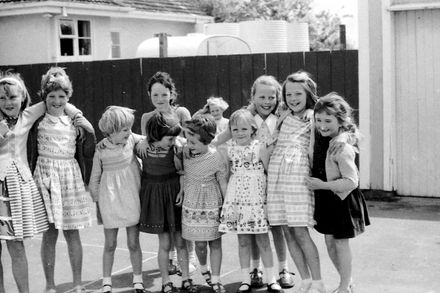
<box><xmin>0</xmin><ymin>102</ymin><xmax>49</xmax><ymax>240</ymax></box>
<box><xmin>88</xmin><ymin>134</ymin><xmax>142</xmax><ymax>229</ymax></box>
<box><xmin>266</xmin><ymin>115</ymin><xmax>315</xmax><ymax>227</ymax></box>
<box><xmin>33</xmin><ymin>114</ymin><xmax>92</xmax><ymax>230</ymax></box>
<box><xmin>219</xmin><ymin>140</ymin><xmax>268</xmax><ymax>234</ymax></box>
<box><xmin>182</xmin><ymin>148</ymin><xmax>227</xmax><ymax>241</ymax></box>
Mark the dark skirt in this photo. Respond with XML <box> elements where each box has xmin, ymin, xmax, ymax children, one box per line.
<box><xmin>314</xmin><ymin>188</ymin><xmax>370</xmax><ymax>239</ymax></box>
<box><xmin>139</xmin><ymin>172</ymin><xmax>182</xmax><ymax>234</ymax></box>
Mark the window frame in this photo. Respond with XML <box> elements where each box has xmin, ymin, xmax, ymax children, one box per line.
<box><xmin>110</xmin><ymin>30</ymin><xmax>121</xmax><ymax>59</ymax></box>
<box><xmin>57</xmin><ymin>18</ymin><xmax>93</xmax><ymax>62</ymax></box>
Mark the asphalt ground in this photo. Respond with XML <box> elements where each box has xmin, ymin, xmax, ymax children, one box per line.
<box><xmin>2</xmin><ymin>196</ymin><xmax>440</xmax><ymax>293</ymax></box>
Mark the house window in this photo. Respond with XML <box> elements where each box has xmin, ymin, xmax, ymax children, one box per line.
<box><xmin>111</xmin><ymin>32</ymin><xmax>121</xmax><ymax>58</ymax></box>
<box><xmin>59</xmin><ymin>19</ymin><xmax>92</xmax><ymax>57</ymax></box>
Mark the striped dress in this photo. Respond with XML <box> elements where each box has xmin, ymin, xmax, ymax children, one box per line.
<box><xmin>266</xmin><ymin>114</ymin><xmax>315</xmax><ymax>227</ymax></box>
<box><xmin>0</xmin><ymin>102</ymin><xmax>49</xmax><ymax>240</ymax></box>
<box><xmin>33</xmin><ymin>114</ymin><xmax>92</xmax><ymax>230</ymax></box>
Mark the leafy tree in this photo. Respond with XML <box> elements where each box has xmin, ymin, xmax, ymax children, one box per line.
<box><xmin>197</xmin><ymin>0</ymin><xmax>342</xmax><ymax>51</ymax></box>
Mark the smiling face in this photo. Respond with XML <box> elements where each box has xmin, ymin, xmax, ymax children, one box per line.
<box><xmin>252</xmin><ymin>83</ymin><xmax>278</xmax><ymax>120</ymax></box>
<box><xmin>185</xmin><ymin>130</ymin><xmax>209</xmax><ymax>155</ymax></box>
<box><xmin>108</xmin><ymin>126</ymin><xmax>132</xmax><ymax>145</ymax></box>
<box><xmin>315</xmin><ymin>111</ymin><xmax>341</xmax><ymax>138</ymax></box>
<box><xmin>285</xmin><ymin>82</ymin><xmax>307</xmax><ymax>115</ymax></box>
<box><xmin>209</xmin><ymin>105</ymin><xmax>223</xmax><ymax>120</ymax></box>
<box><xmin>231</xmin><ymin>118</ymin><xmax>253</xmax><ymax>146</ymax></box>
<box><xmin>45</xmin><ymin>89</ymin><xmax>69</xmax><ymax>117</ymax></box>
<box><xmin>0</xmin><ymin>84</ymin><xmax>23</xmax><ymax>118</ymax></box>
<box><xmin>150</xmin><ymin>82</ymin><xmax>172</xmax><ymax>113</ymax></box>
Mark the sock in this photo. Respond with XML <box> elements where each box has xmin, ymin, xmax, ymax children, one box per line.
<box><xmin>241</xmin><ymin>267</ymin><xmax>251</xmax><ymax>283</ymax></box>
<box><xmin>200</xmin><ymin>264</ymin><xmax>209</xmax><ymax>273</ymax></box>
<box><xmin>251</xmin><ymin>259</ymin><xmax>261</xmax><ymax>271</ymax></box>
<box><xmin>264</xmin><ymin>267</ymin><xmax>276</xmax><ymax>284</ymax></box>
<box><xmin>189</xmin><ymin>250</ymin><xmax>197</xmax><ymax>263</ymax></box>
<box><xmin>133</xmin><ymin>274</ymin><xmax>143</xmax><ymax>285</ymax></box>
<box><xmin>278</xmin><ymin>260</ymin><xmax>288</xmax><ymax>272</ymax></box>
<box><xmin>170</xmin><ymin>249</ymin><xmax>177</xmax><ymax>262</ymax></box>
<box><xmin>102</xmin><ymin>276</ymin><xmax>112</xmax><ymax>286</ymax></box>
<box><xmin>211</xmin><ymin>275</ymin><xmax>220</xmax><ymax>284</ymax></box>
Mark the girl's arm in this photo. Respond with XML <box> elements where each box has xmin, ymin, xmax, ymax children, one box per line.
<box><xmin>215</xmin><ymin>152</ymin><xmax>229</xmax><ymax>199</ymax></box>
<box><xmin>140</xmin><ymin>113</ymin><xmax>151</xmax><ymax>136</ymax></box>
<box><xmin>211</xmin><ymin>127</ymin><xmax>232</xmax><ymax>147</ymax></box>
<box><xmin>0</xmin><ymin>120</ymin><xmax>10</xmax><ymax>143</ymax></box>
<box><xmin>259</xmin><ymin>143</ymin><xmax>273</xmax><ymax>171</ymax></box>
<box><xmin>88</xmin><ymin>150</ymin><xmax>102</xmax><ymax>202</ymax></box>
<box><xmin>305</xmin><ymin>144</ymin><xmax>358</xmax><ymax>200</ymax></box>
<box><xmin>21</xmin><ymin>101</ymin><xmax>46</xmax><ymax>128</ymax></box>
<box><xmin>175</xmin><ymin>175</ymin><xmax>184</xmax><ymax>206</ymax></box>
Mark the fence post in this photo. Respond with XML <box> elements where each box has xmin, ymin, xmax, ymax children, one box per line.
<box><xmin>154</xmin><ymin>33</ymin><xmax>169</xmax><ymax>57</ymax></box>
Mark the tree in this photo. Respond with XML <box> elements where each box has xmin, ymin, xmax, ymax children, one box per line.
<box><xmin>197</xmin><ymin>0</ymin><xmax>342</xmax><ymax>51</ymax></box>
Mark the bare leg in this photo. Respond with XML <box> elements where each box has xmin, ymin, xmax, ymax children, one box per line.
<box><xmin>237</xmin><ymin>234</ymin><xmax>251</xmax><ymax>270</ymax></box>
<box><xmin>103</xmin><ymin>228</ymin><xmax>118</xmax><ymax>279</ymax></box>
<box><xmin>283</xmin><ymin>226</ymin><xmax>310</xmax><ymax>280</ymax></box>
<box><xmin>41</xmin><ymin>224</ymin><xmax>58</xmax><ymax>291</ymax></box>
<box><xmin>7</xmin><ymin>240</ymin><xmax>29</xmax><ymax>293</ymax></box>
<box><xmin>290</xmin><ymin>227</ymin><xmax>321</xmax><ymax>280</ymax></box>
<box><xmin>126</xmin><ymin>226</ymin><xmax>143</xmax><ymax>275</ymax></box>
<box><xmin>158</xmin><ymin>233</ymin><xmax>172</xmax><ymax>284</ymax></box>
<box><xmin>209</xmin><ymin>238</ymin><xmax>222</xmax><ymax>277</ymax></box>
<box><xmin>173</xmin><ymin>231</ymin><xmax>189</xmax><ymax>280</ymax></box>
<box><xmin>328</xmin><ymin>236</ymin><xmax>352</xmax><ymax>291</ymax></box>
<box><xmin>63</xmin><ymin>229</ymin><xmax>83</xmax><ymax>288</ymax></box>
<box><xmin>195</xmin><ymin>241</ymin><xmax>208</xmax><ymax>267</ymax></box>
<box><xmin>271</xmin><ymin>226</ymin><xmax>287</xmax><ymax>267</ymax></box>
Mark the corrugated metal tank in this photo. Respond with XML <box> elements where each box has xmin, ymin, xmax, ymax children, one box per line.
<box><xmin>204</xmin><ymin>22</ymin><xmax>240</xmax><ymax>36</ymax></box>
<box><xmin>287</xmin><ymin>22</ymin><xmax>310</xmax><ymax>52</ymax></box>
<box><xmin>239</xmin><ymin>20</ymin><xmax>288</xmax><ymax>53</ymax></box>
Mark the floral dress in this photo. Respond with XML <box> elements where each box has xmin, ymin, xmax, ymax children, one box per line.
<box><xmin>182</xmin><ymin>148</ymin><xmax>227</xmax><ymax>241</ymax></box>
<box><xmin>219</xmin><ymin>140</ymin><xmax>268</xmax><ymax>234</ymax></box>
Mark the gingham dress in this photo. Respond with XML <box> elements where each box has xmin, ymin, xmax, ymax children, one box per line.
<box><xmin>266</xmin><ymin>115</ymin><xmax>315</xmax><ymax>227</ymax></box>
<box><xmin>33</xmin><ymin>114</ymin><xmax>92</xmax><ymax>230</ymax></box>
<box><xmin>182</xmin><ymin>148</ymin><xmax>227</xmax><ymax>241</ymax></box>
<box><xmin>219</xmin><ymin>140</ymin><xmax>268</xmax><ymax>234</ymax></box>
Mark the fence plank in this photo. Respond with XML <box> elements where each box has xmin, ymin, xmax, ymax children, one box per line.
<box><xmin>330</xmin><ymin>50</ymin><xmax>346</xmax><ymax>97</ymax></box>
<box><xmin>277</xmin><ymin>52</ymin><xmax>291</xmax><ymax>81</ymax></box>
<box><xmin>217</xmin><ymin>55</ymin><xmax>231</xmax><ymax>117</ymax></box>
<box><xmin>266</xmin><ymin>53</ymin><xmax>279</xmax><ymax>78</ymax></box>
<box><xmin>290</xmin><ymin>52</ymin><xmax>305</xmax><ymax>73</ymax></box>
<box><xmin>228</xmin><ymin>55</ymin><xmax>243</xmax><ymax>112</ymax></box>
<box><xmin>304</xmin><ymin>52</ymin><xmax>318</xmax><ymax>87</ymax></box>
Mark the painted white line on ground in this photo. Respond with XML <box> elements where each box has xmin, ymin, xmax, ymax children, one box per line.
<box><xmin>220</xmin><ymin>268</ymin><xmax>239</xmax><ymax>279</ymax></box>
<box><xmin>61</xmin><ymin>255</ymin><xmax>158</xmax><ymax>293</ymax></box>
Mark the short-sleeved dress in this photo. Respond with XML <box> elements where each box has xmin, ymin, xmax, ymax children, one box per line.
<box><xmin>139</xmin><ymin>145</ymin><xmax>182</xmax><ymax>234</ymax></box>
<box><xmin>266</xmin><ymin>115</ymin><xmax>315</xmax><ymax>227</ymax></box>
<box><xmin>219</xmin><ymin>140</ymin><xmax>268</xmax><ymax>234</ymax></box>
<box><xmin>312</xmin><ymin>132</ymin><xmax>370</xmax><ymax>239</ymax></box>
<box><xmin>33</xmin><ymin>114</ymin><xmax>92</xmax><ymax>230</ymax></box>
<box><xmin>182</xmin><ymin>148</ymin><xmax>227</xmax><ymax>241</ymax></box>
<box><xmin>88</xmin><ymin>134</ymin><xmax>142</xmax><ymax>229</ymax></box>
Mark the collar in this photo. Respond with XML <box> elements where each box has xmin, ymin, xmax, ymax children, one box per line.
<box><xmin>254</xmin><ymin>114</ymin><xmax>277</xmax><ymax>134</ymax></box>
<box><xmin>45</xmin><ymin>113</ymin><xmax>70</xmax><ymax>126</ymax></box>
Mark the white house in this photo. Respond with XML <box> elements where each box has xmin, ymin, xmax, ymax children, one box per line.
<box><xmin>359</xmin><ymin>0</ymin><xmax>440</xmax><ymax>197</ymax></box>
<box><xmin>0</xmin><ymin>0</ymin><xmax>213</xmax><ymax>65</ymax></box>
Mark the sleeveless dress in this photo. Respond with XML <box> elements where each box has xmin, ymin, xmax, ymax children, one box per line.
<box><xmin>88</xmin><ymin>135</ymin><xmax>142</xmax><ymax>229</ymax></box>
<box><xmin>266</xmin><ymin>115</ymin><xmax>315</xmax><ymax>227</ymax></box>
<box><xmin>182</xmin><ymin>148</ymin><xmax>227</xmax><ymax>241</ymax></box>
<box><xmin>312</xmin><ymin>131</ymin><xmax>370</xmax><ymax>239</ymax></box>
<box><xmin>33</xmin><ymin>114</ymin><xmax>92</xmax><ymax>230</ymax></box>
<box><xmin>139</xmin><ymin>145</ymin><xmax>182</xmax><ymax>234</ymax></box>
<box><xmin>219</xmin><ymin>140</ymin><xmax>268</xmax><ymax>234</ymax></box>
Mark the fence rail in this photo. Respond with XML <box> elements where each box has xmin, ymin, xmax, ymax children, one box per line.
<box><xmin>1</xmin><ymin>50</ymin><xmax>358</xmax><ymax>138</ymax></box>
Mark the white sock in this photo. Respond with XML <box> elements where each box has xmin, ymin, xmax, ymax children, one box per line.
<box><xmin>251</xmin><ymin>259</ymin><xmax>261</xmax><ymax>271</ymax></box>
<box><xmin>102</xmin><ymin>277</ymin><xmax>112</xmax><ymax>286</ymax></box>
<box><xmin>241</xmin><ymin>267</ymin><xmax>251</xmax><ymax>283</ymax></box>
<box><xmin>264</xmin><ymin>267</ymin><xmax>276</xmax><ymax>284</ymax></box>
<box><xmin>133</xmin><ymin>274</ymin><xmax>143</xmax><ymax>284</ymax></box>
<box><xmin>200</xmin><ymin>264</ymin><xmax>209</xmax><ymax>273</ymax></box>
<box><xmin>278</xmin><ymin>260</ymin><xmax>288</xmax><ymax>272</ymax></box>
<box><xmin>211</xmin><ymin>275</ymin><xmax>220</xmax><ymax>284</ymax></box>
<box><xmin>170</xmin><ymin>249</ymin><xmax>177</xmax><ymax>262</ymax></box>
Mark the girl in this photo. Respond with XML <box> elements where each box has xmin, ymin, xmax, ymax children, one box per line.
<box><xmin>89</xmin><ymin>106</ymin><xmax>146</xmax><ymax>293</ymax></box>
<box><xmin>266</xmin><ymin>71</ymin><xmax>325</xmax><ymax>293</ymax></box>
<box><xmin>193</xmin><ymin>97</ymin><xmax>229</xmax><ymax>135</ymax></box>
<box><xmin>0</xmin><ymin>72</ymin><xmax>82</xmax><ymax>293</ymax></box>
<box><xmin>181</xmin><ymin>115</ymin><xmax>228</xmax><ymax>293</ymax></box>
<box><xmin>218</xmin><ymin>109</ymin><xmax>282</xmax><ymax>293</ymax></box>
<box><xmin>139</xmin><ymin>71</ymin><xmax>195</xmax><ymax>275</ymax></box>
<box><xmin>213</xmin><ymin>76</ymin><xmax>294</xmax><ymax>290</ymax></box>
<box><xmin>28</xmin><ymin>68</ymin><xmax>95</xmax><ymax>293</ymax></box>
<box><xmin>139</xmin><ymin>112</ymin><xmax>196</xmax><ymax>293</ymax></box>
<box><xmin>306</xmin><ymin>93</ymin><xmax>370</xmax><ymax>293</ymax></box>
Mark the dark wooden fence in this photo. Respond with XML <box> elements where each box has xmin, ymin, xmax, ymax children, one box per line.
<box><xmin>1</xmin><ymin>50</ymin><xmax>358</xmax><ymax>138</ymax></box>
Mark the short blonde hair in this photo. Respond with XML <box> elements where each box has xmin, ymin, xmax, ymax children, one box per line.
<box><xmin>207</xmin><ymin>96</ymin><xmax>229</xmax><ymax>111</ymax></box>
<box><xmin>0</xmin><ymin>72</ymin><xmax>31</xmax><ymax>112</ymax></box>
<box><xmin>229</xmin><ymin>109</ymin><xmax>258</xmax><ymax>137</ymax></box>
<box><xmin>98</xmin><ymin>106</ymin><xmax>135</xmax><ymax>137</ymax></box>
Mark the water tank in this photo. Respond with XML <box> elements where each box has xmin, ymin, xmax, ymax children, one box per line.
<box><xmin>205</xmin><ymin>23</ymin><xmax>240</xmax><ymax>36</ymax></box>
<box><xmin>287</xmin><ymin>22</ymin><xmax>310</xmax><ymax>52</ymax></box>
<box><xmin>239</xmin><ymin>20</ymin><xmax>288</xmax><ymax>53</ymax></box>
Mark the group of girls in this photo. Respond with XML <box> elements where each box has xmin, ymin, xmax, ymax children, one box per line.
<box><xmin>0</xmin><ymin>67</ymin><xmax>369</xmax><ymax>293</ymax></box>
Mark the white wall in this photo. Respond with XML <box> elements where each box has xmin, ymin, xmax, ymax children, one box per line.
<box><xmin>0</xmin><ymin>15</ymin><xmax>52</xmax><ymax>66</ymax></box>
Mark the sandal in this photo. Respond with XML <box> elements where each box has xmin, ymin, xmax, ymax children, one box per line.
<box><xmin>277</xmin><ymin>269</ymin><xmax>295</xmax><ymax>289</ymax></box>
<box><xmin>73</xmin><ymin>286</ymin><xmax>86</xmax><ymax>293</ymax></box>
<box><xmin>181</xmin><ymin>279</ymin><xmax>197</xmax><ymax>293</ymax></box>
<box><xmin>202</xmin><ymin>270</ymin><xmax>212</xmax><ymax>285</ymax></box>
<box><xmin>133</xmin><ymin>282</ymin><xmax>147</xmax><ymax>293</ymax></box>
<box><xmin>236</xmin><ymin>282</ymin><xmax>251</xmax><ymax>293</ymax></box>
<box><xmin>211</xmin><ymin>282</ymin><xmax>226</xmax><ymax>293</ymax></box>
<box><xmin>102</xmin><ymin>284</ymin><xmax>112</xmax><ymax>293</ymax></box>
<box><xmin>267</xmin><ymin>283</ymin><xmax>283</xmax><ymax>293</ymax></box>
<box><xmin>249</xmin><ymin>268</ymin><xmax>264</xmax><ymax>288</ymax></box>
<box><xmin>161</xmin><ymin>282</ymin><xmax>178</xmax><ymax>293</ymax></box>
